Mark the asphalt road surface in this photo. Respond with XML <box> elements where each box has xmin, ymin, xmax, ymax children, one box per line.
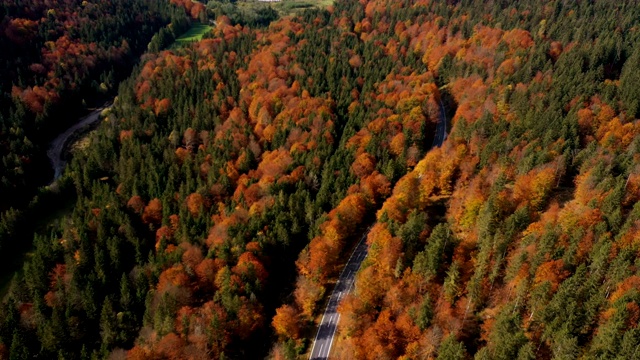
<box><xmin>432</xmin><ymin>100</ymin><xmax>448</xmax><ymax>148</ymax></box>
<box><xmin>47</xmin><ymin>104</ymin><xmax>110</xmax><ymax>182</ymax></box>
<box><xmin>308</xmin><ymin>230</ymin><xmax>370</xmax><ymax>360</ymax></box>
<box><xmin>309</xmin><ymin>101</ymin><xmax>449</xmax><ymax>359</ymax></box>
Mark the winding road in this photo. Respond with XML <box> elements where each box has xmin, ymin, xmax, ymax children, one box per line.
<box><xmin>308</xmin><ymin>103</ymin><xmax>449</xmax><ymax>360</ymax></box>
<box><xmin>47</xmin><ymin>104</ymin><xmax>110</xmax><ymax>181</ymax></box>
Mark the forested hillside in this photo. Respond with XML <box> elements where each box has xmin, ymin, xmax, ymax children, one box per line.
<box><xmin>326</xmin><ymin>1</ymin><xmax>640</xmax><ymax>359</ymax></box>
<box><xmin>2</xmin><ymin>0</ymin><xmax>640</xmax><ymax>359</ymax></box>
<box><xmin>0</xmin><ymin>0</ymin><xmax>185</xmax><ymax>207</ymax></box>
<box><xmin>0</xmin><ymin>0</ymin><xmax>194</xmax><ymax>280</ymax></box>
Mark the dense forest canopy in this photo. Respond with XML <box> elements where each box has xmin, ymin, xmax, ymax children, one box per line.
<box><xmin>0</xmin><ymin>0</ymin><xmax>188</xmax><ymax>208</ymax></box>
<box><xmin>2</xmin><ymin>0</ymin><xmax>640</xmax><ymax>359</ymax></box>
<box><xmin>0</xmin><ymin>0</ymin><xmax>192</xmax><ymax>278</ymax></box>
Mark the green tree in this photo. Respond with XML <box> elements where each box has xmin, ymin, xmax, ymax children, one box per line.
<box><xmin>413</xmin><ymin>223</ymin><xmax>455</xmax><ymax>279</ymax></box>
<box><xmin>438</xmin><ymin>335</ymin><xmax>466</xmax><ymax>360</ymax></box>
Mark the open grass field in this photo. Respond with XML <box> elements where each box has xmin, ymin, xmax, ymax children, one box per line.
<box><xmin>236</xmin><ymin>0</ymin><xmax>334</xmax><ymax>18</ymax></box>
<box><xmin>275</xmin><ymin>0</ymin><xmax>333</xmax><ymax>15</ymax></box>
<box><xmin>174</xmin><ymin>23</ymin><xmax>213</xmax><ymax>45</ymax></box>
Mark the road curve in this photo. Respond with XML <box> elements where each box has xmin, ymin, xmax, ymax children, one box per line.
<box><xmin>47</xmin><ymin>104</ymin><xmax>110</xmax><ymax>182</ymax></box>
<box><xmin>309</xmin><ymin>229</ymin><xmax>370</xmax><ymax>360</ymax></box>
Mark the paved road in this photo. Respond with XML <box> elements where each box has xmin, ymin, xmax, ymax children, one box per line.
<box><xmin>432</xmin><ymin>99</ymin><xmax>448</xmax><ymax>148</ymax></box>
<box><xmin>47</xmin><ymin>103</ymin><xmax>110</xmax><ymax>182</ymax></box>
<box><xmin>309</xmin><ymin>101</ymin><xmax>449</xmax><ymax>359</ymax></box>
<box><xmin>309</xmin><ymin>230</ymin><xmax>370</xmax><ymax>360</ymax></box>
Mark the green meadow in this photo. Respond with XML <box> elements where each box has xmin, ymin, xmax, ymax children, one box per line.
<box><xmin>174</xmin><ymin>23</ymin><xmax>213</xmax><ymax>45</ymax></box>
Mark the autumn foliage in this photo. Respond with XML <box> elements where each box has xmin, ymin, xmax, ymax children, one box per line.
<box><xmin>5</xmin><ymin>0</ymin><xmax>640</xmax><ymax>359</ymax></box>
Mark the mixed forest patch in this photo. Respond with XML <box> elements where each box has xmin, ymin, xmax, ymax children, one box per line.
<box><xmin>2</xmin><ymin>0</ymin><xmax>640</xmax><ymax>359</ymax></box>
<box><xmin>0</xmin><ymin>0</ymin><xmax>184</xmax><ymax>208</ymax></box>
<box><xmin>0</xmin><ymin>0</ymin><xmax>197</xmax><ymax>280</ymax></box>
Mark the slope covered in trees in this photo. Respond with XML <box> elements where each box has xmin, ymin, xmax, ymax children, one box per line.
<box><xmin>2</xmin><ymin>0</ymin><xmax>640</xmax><ymax>359</ymax></box>
<box><xmin>0</xmin><ymin>0</ymin><xmax>195</xmax><ymax>282</ymax></box>
<box><xmin>0</xmin><ymin>0</ymin><xmax>186</xmax><ymax>208</ymax></box>
<box><xmin>326</xmin><ymin>0</ymin><xmax>640</xmax><ymax>359</ymax></box>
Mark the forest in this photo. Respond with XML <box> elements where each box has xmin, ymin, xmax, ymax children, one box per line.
<box><xmin>0</xmin><ymin>0</ymin><xmax>193</xmax><ymax>281</ymax></box>
<box><xmin>2</xmin><ymin>0</ymin><xmax>640</xmax><ymax>359</ymax></box>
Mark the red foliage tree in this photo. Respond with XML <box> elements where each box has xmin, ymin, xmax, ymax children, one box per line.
<box><xmin>186</xmin><ymin>193</ymin><xmax>205</xmax><ymax>217</ymax></box>
<box><xmin>272</xmin><ymin>304</ymin><xmax>302</xmax><ymax>339</ymax></box>
<box><xmin>352</xmin><ymin>152</ymin><xmax>376</xmax><ymax>178</ymax></box>
<box><xmin>155</xmin><ymin>333</ymin><xmax>186</xmax><ymax>359</ymax></box>
<box><xmin>142</xmin><ymin>198</ymin><xmax>163</xmax><ymax>225</ymax></box>
<box><xmin>127</xmin><ymin>195</ymin><xmax>145</xmax><ymax>214</ymax></box>
<box><xmin>154</xmin><ymin>98</ymin><xmax>171</xmax><ymax>116</ymax></box>
<box><xmin>233</xmin><ymin>251</ymin><xmax>268</xmax><ymax>284</ymax></box>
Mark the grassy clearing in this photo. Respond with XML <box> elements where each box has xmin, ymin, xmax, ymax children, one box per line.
<box><xmin>236</xmin><ymin>0</ymin><xmax>333</xmax><ymax>18</ymax></box>
<box><xmin>174</xmin><ymin>23</ymin><xmax>213</xmax><ymax>45</ymax></box>
<box><xmin>274</xmin><ymin>0</ymin><xmax>334</xmax><ymax>16</ymax></box>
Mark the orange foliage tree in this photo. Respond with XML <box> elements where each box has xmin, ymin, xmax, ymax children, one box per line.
<box><xmin>272</xmin><ymin>304</ymin><xmax>302</xmax><ymax>340</ymax></box>
<box><xmin>142</xmin><ymin>198</ymin><xmax>163</xmax><ymax>225</ymax></box>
